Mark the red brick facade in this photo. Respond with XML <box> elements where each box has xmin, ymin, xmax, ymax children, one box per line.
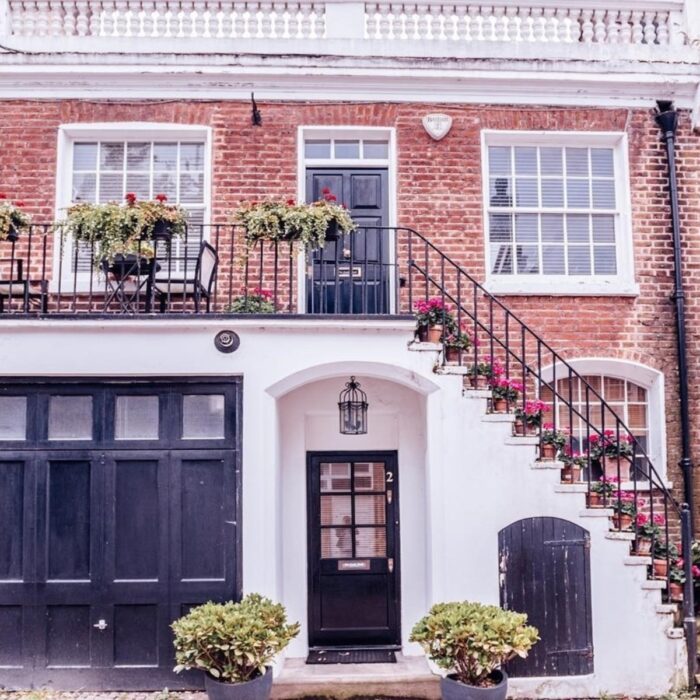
<box><xmin>1</xmin><ymin>100</ymin><xmax>698</xmax><ymax>510</ymax></box>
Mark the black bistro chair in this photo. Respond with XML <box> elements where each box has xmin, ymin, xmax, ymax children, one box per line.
<box><xmin>0</xmin><ymin>258</ymin><xmax>48</xmax><ymax>313</ymax></box>
<box><xmin>154</xmin><ymin>241</ymin><xmax>219</xmax><ymax>313</ymax></box>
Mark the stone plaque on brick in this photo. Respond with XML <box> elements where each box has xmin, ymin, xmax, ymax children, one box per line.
<box><xmin>422</xmin><ymin>113</ymin><xmax>453</xmax><ymax>141</ymax></box>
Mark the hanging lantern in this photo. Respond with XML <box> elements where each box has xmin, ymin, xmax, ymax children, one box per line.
<box><xmin>338</xmin><ymin>376</ymin><xmax>368</xmax><ymax>435</ymax></box>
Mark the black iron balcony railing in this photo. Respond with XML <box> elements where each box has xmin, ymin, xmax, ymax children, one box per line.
<box><xmin>0</xmin><ymin>221</ymin><xmax>692</xmax><ymax>632</ymax></box>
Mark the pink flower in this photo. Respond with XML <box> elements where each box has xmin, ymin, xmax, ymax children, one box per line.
<box><xmin>653</xmin><ymin>514</ymin><xmax>666</xmax><ymax>526</ymax></box>
<box><xmin>636</xmin><ymin>513</ymin><xmax>649</xmax><ymax>526</ymax></box>
<box><xmin>693</xmin><ymin>566</ymin><xmax>700</xmax><ymax>578</ymax></box>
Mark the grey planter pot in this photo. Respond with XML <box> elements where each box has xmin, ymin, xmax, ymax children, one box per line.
<box><xmin>440</xmin><ymin>670</ymin><xmax>508</xmax><ymax>700</ymax></box>
<box><xmin>204</xmin><ymin>667</ymin><xmax>273</xmax><ymax>700</ymax></box>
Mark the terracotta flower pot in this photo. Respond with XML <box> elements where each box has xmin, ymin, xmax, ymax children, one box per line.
<box><xmin>514</xmin><ymin>420</ymin><xmax>537</xmax><ymax>436</ymax></box>
<box><xmin>612</xmin><ymin>513</ymin><xmax>634</xmax><ymax>531</ymax></box>
<box><xmin>492</xmin><ymin>398</ymin><xmax>508</xmax><ymax>413</ymax></box>
<box><xmin>561</xmin><ymin>466</ymin><xmax>581</xmax><ymax>484</ymax></box>
<box><xmin>603</xmin><ymin>456</ymin><xmax>631</xmax><ymax>482</ymax></box>
<box><xmin>587</xmin><ymin>491</ymin><xmax>603</xmax><ymax>508</ymax></box>
<box><xmin>540</xmin><ymin>443</ymin><xmax>557</xmax><ymax>461</ymax></box>
<box><xmin>469</xmin><ymin>375</ymin><xmax>489</xmax><ymax>390</ymax></box>
<box><xmin>635</xmin><ymin>537</ymin><xmax>653</xmax><ymax>556</ymax></box>
<box><xmin>427</xmin><ymin>324</ymin><xmax>444</xmax><ymax>344</ymax></box>
<box><xmin>445</xmin><ymin>347</ymin><xmax>463</xmax><ymax>364</ymax></box>
<box><xmin>669</xmin><ymin>582</ymin><xmax>684</xmax><ymax>602</ymax></box>
<box><xmin>653</xmin><ymin>558</ymin><xmax>669</xmax><ymax>578</ymax></box>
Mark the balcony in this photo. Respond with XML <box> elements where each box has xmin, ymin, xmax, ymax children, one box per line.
<box><xmin>0</xmin><ymin>224</ymin><xmax>424</xmax><ymax>317</ymax></box>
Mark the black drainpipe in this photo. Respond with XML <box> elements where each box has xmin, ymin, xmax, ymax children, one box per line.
<box><xmin>655</xmin><ymin>101</ymin><xmax>695</xmax><ymax>530</ymax></box>
<box><xmin>655</xmin><ymin>101</ymin><xmax>697</xmax><ymax>689</ymax></box>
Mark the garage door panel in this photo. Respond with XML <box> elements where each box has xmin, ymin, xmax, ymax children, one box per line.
<box><xmin>44</xmin><ymin>604</ymin><xmax>97</xmax><ymax>667</ymax></box>
<box><xmin>112</xmin><ymin>604</ymin><xmax>160</xmax><ymax>667</ymax></box>
<box><xmin>0</xmin><ymin>460</ymin><xmax>26</xmax><ymax>581</ymax></box>
<box><xmin>0</xmin><ymin>605</ymin><xmax>25</xmax><ymax>667</ymax></box>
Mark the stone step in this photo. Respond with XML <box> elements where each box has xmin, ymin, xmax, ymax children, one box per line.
<box><xmin>605</xmin><ymin>531</ymin><xmax>636</xmax><ymax>541</ymax></box>
<box><xmin>666</xmin><ymin>627</ymin><xmax>684</xmax><ymax>639</ymax></box>
<box><xmin>580</xmin><ymin>508</ymin><xmax>614</xmax><ymax>517</ymax></box>
<box><xmin>625</xmin><ymin>556</ymin><xmax>652</xmax><ymax>566</ymax></box>
<box><xmin>436</xmin><ymin>365</ymin><xmax>471</xmax><ymax>375</ymax></box>
<box><xmin>553</xmin><ymin>484</ymin><xmax>587</xmax><ymax>493</ymax></box>
<box><xmin>642</xmin><ymin>580</ymin><xmax>667</xmax><ymax>590</ymax></box>
<box><xmin>482</xmin><ymin>413</ymin><xmax>516</xmax><ymax>423</ymax></box>
<box><xmin>407</xmin><ymin>341</ymin><xmax>441</xmax><ymax>352</ymax></box>
<box><xmin>656</xmin><ymin>603</ymin><xmax>678</xmax><ymax>614</ymax></box>
<box><xmin>503</xmin><ymin>436</ymin><xmax>539</xmax><ymax>446</ymax></box>
<box><xmin>272</xmin><ymin>655</ymin><xmax>440</xmax><ymax>700</ymax></box>
<box><xmin>462</xmin><ymin>389</ymin><xmax>491</xmax><ymax>400</ymax></box>
<box><xmin>532</xmin><ymin>460</ymin><xmax>565</xmax><ymax>470</ymax></box>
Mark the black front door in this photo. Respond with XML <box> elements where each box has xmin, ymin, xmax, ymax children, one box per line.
<box><xmin>307</xmin><ymin>452</ymin><xmax>400</xmax><ymax>648</ymax></box>
<box><xmin>0</xmin><ymin>379</ymin><xmax>241</xmax><ymax>690</ymax></box>
<box><xmin>306</xmin><ymin>168</ymin><xmax>391</xmax><ymax>314</ymax></box>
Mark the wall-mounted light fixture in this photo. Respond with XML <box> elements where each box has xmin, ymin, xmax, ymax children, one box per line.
<box><xmin>338</xmin><ymin>376</ymin><xmax>368</xmax><ymax>435</ymax></box>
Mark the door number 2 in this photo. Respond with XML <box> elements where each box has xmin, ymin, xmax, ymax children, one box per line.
<box><xmin>386</xmin><ymin>471</ymin><xmax>394</xmax><ymax>483</ymax></box>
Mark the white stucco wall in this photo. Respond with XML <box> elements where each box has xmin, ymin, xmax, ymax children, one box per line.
<box><xmin>0</xmin><ymin>317</ymin><xmax>687</xmax><ymax>696</ymax></box>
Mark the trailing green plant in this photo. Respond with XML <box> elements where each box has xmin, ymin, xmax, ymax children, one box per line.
<box><xmin>227</xmin><ymin>288</ymin><xmax>276</xmax><ymax>313</ymax></box>
<box><xmin>63</xmin><ymin>194</ymin><xmax>186</xmax><ymax>266</ymax></box>
<box><xmin>409</xmin><ymin>601</ymin><xmax>538</xmax><ymax>688</ymax></box>
<box><xmin>232</xmin><ymin>190</ymin><xmax>355</xmax><ymax>251</ymax></box>
<box><xmin>0</xmin><ymin>194</ymin><xmax>31</xmax><ymax>240</ymax></box>
<box><xmin>172</xmin><ymin>593</ymin><xmax>300</xmax><ymax>684</ymax></box>
<box><xmin>540</xmin><ymin>424</ymin><xmax>568</xmax><ymax>451</ymax></box>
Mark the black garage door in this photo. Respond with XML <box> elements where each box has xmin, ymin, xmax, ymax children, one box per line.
<box><xmin>0</xmin><ymin>379</ymin><xmax>241</xmax><ymax>690</ymax></box>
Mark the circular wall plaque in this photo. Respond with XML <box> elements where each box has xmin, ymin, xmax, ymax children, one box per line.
<box><xmin>214</xmin><ymin>330</ymin><xmax>240</xmax><ymax>354</ymax></box>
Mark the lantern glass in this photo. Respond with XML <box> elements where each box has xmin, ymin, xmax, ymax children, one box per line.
<box><xmin>338</xmin><ymin>377</ymin><xmax>368</xmax><ymax>435</ymax></box>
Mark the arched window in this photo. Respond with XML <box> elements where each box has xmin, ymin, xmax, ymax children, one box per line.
<box><xmin>540</xmin><ymin>359</ymin><xmax>665</xmax><ymax>480</ymax></box>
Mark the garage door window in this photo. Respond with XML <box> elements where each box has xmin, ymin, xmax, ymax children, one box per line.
<box><xmin>183</xmin><ymin>394</ymin><xmax>225</xmax><ymax>439</ymax></box>
<box><xmin>0</xmin><ymin>397</ymin><xmax>27</xmax><ymax>440</ymax></box>
<box><xmin>115</xmin><ymin>395</ymin><xmax>159</xmax><ymax>440</ymax></box>
<box><xmin>48</xmin><ymin>396</ymin><xmax>93</xmax><ymax>440</ymax></box>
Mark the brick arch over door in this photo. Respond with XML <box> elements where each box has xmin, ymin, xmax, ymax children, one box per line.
<box><xmin>498</xmin><ymin>517</ymin><xmax>593</xmax><ymax>677</ymax></box>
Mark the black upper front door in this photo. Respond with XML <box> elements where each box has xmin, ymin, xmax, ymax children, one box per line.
<box><xmin>0</xmin><ymin>380</ymin><xmax>241</xmax><ymax>691</ymax></box>
<box><xmin>307</xmin><ymin>452</ymin><xmax>400</xmax><ymax>648</ymax></box>
<box><xmin>306</xmin><ymin>168</ymin><xmax>391</xmax><ymax>314</ymax></box>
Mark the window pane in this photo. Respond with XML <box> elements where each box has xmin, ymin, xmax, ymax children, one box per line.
<box><xmin>322</xmin><ymin>528</ymin><xmax>352</xmax><ymax>558</ymax></box>
<box><xmin>604</xmin><ymin>377</ymin><xmax>625</xmax><ymax>401</ymax></box>
<box><xmin>566</xmin><ymin>215</ymin><xmax>589</xmax><ymax>243</ymax></box>
<box><xmin>515</xmin><ymin>178</ymin><xmax>538</xmax><ymax>207</ymax></box>
<box><xmin>115</xmin><ymin>396</ymin><xmax>159</xmax><ymax>440</ymax></box>
<box><xmin>126</xmin><ymin>142</ymin><xmax>151</xmax><ymax>170</ymax></box>
<box><xmin>334</xmin><ymin>140</ymin><xmax>360</xmax><ymax>158</ymax></box>
<box><xmin>566</xmin><ymin>148</ymin><xmax>589</xmax><ymax>177</ymax></box>
<box><xmin>491</xmin><ymin>244</ymin><xmax>513</xmax><ymax>274</ymax></box>
<box><xmin>99</xmin><ymin>173</ymin><xmax>123</xmax><ymax>202</ymax></box>
<box><xmin>566</xmin><ymin>179</ymin><xmax>590</xmax><ymax>208</ymax></box>
<box><xmin>591</xmin><ymin>148</ymin><xmax>614</xmax><ymax>177</ymax></box>
<box><xmin>0</xmin><ymin>397</ymin><xmax>27</xmax><ymax>440</ymax></box>
<box><xmin>592</xmin><ymin>179</ymin><xmax>616</xmax><ymax>209</ymax></box>
<box><xmin>568</xmin><ymin>247</ymin><xmax>591</xmax><ymax>275</ymax></box>
<box><xmin>355</xmin><ymin>528</ymin><xmax>386</xmax><ymax>557</ymax></box>
<box><xmin>73</xmin><ymin>143</ymin><xmax>98</xmax><ymax>171</ymax></box>
<box><xmin>542</xmin><ymin>246</ymin><xmax>565</xmax><ymax>274</ymax></box>
<box><xmin>125</xmin><ymin>173</ymin><xmax>150</xmax><ymax>199</ymax></box>
<box><xmin>516</xmin><ymin>245</ymin><xmax>539</xmax><ymax>274</ymax></box>
<box><xmin>541</xmin><ymin>214</ymin><xmax>564</xmax><ymax>242</ymax></box>
<box><xmin>100</xmin><ymin>142</ymin><xmax>124</xmax><ymax>170</ymax></box>
<box><xmin>541</xmin><ymin>179</ymin><xmax>563</xmax><ymax>207</ymax></box>
<box><xmin>627</xmin><ymin>382</ymin><xmax>646</xmax><ymax>402</ymax></box>
<box><xmin>593</xmin><ymin>247</ymin><xmax>617</xmax><ymax>275</ymax></box>
<box><xmin>514</xmin><ymin>147</ymin><xmax>537</xmax><ymax>175</ymax></box>
<box><xmin>355</xmin><ymin>495</ymin><xmax>386</xmax><ymax>525</ymax></box>
<box><xmin>488</xmin><ymin>146</ymin><xmax>511</xmax><ymax>175</ymax></box>
<box><xmin>354</xmin><ymin>463</ymin><xmax>385</xmax><ymax>492</ymax></box>
<box><xmin>153</xmin><ymin>142</ymin><xmax>178</xmax><ymax>171</ymax></box>
<box><xmin>592</xmin><ymin>215</ymin><xmax>615</xmax><ymax>243</ymax></box>
<box><xmin>182</xmin><ymin>395</ymin><xmax>225</xmax><ymax>439</ymax></box>
<box><xmin>490</xmin><ymin>178</ymin><xmax>512</xmax><ymax>207</ymax></box>
<box><xmin>363</xmin><ymin>141</ymin><xmax>389</xmax><ymax>159</ymax></box>
<box><xmin>320</xmin><ymin>495</ymin><xmax>352</xmax><ymax>525</ymax></box>
<box><xmin>320</xmin><ymin>463</ymin><xmax>351</xmax><ymax>493</ymax></box>
<box><xmin>180</xmin><ymin>172</ymin><xmax>204</xmax><ymax>203</ymax></box>
<box><xmin>181</xmin><ymin>143</ymin><xmax>204</xmax><ymax>171</ymax></box>
<box><xmin>49</xmin><ymin>396</ymin><xmax>92</xmax><ymax>440</ymax></box>
<box><xmin>153</xmin><ymin>172</ymin><xmax>177</xmax><ymax>199</ymax></box>
<box><xmin>304</xmin><ymin>140</ymin><xmax>331</xmax><ymax>158</ymax></box>
<box><xmin>72</xmin><ymin>173</ymin><xmax>96</xmax><ymax>203</ymax></box>
<box><xmin>540</xmin><ymin>147</ymin><xmax>563</xmax><ymax>175</ymax></box>
<box><xmin>489</xmin><ymin>214</ymin><xmax>512</xmax><ymax>242</ymax></box>
<box><xmin>515</xmin><ymin>214</ymin><xmax>538</xmax><ymax>242</ymax></box>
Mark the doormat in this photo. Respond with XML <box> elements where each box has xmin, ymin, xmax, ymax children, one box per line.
<box><xmin>306</xmin><ymin>649</ymin><xmax>397</xmax><ymax>664</ymax></box>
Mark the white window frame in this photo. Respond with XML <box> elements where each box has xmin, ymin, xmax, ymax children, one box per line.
<box><xmin>480</xmin><ymin>130</ymin><xmax>638</xmax><ymax>297</ymax></box>
<box><xmin>296</xmin><ymin>125</ymin><xmax>397</xmax><ymax>313</ymax></box>
<box><xmin>542</xmin><ymin>358</ymin><xmax>667</xmax><ymax>484</ymax></box>
<box><xmin>54</xmin><ymin>122</ymin><xmax>212</xmax><ymax>290</ymax></box>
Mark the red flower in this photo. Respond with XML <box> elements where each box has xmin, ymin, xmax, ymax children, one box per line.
<box><xmin>286</xmin><ymin>199</ymin><xmax>296</xmax><ymax>205</ymax></box>
<box><xmin>155</xmin><ymin>193</ymin><xmax>168</xmax><ymax>203</ymax></box>
<box><xmin>321</xmin><ymin>187</ymin><xmax>331</xmax><ymax>195</ymax></box>
<box><xmin>0</xmin><ymin>192</ymin><xmax>7</xmax><ymax>199</ymax></box>
<box><xmin>14</xmin><ymin>201</ymin><xmax>25</xmax><ymax>207</ymax></box>
<box><xmin>325</xmin><ymin>194</ymin><xmax>337</xmax><ymax>202</ymax></box>
<box><xmin>125</xmin><ymin>192</ymin><xmax>137</xmax><ymax>204</ymax></box>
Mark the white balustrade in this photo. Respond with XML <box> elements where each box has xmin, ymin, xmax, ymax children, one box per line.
<box><xmin>364</xmin><ymin>2</ymin><xmax>685</xmax><ymax>46</ymax></box>
<box><xmin>7</xmin><ymin>0</ymin><xmax>325</xmax><ymax>37</ymax></box>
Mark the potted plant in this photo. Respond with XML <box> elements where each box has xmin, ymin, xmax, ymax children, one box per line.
<box><xmin>467</xmin><ymin>357</ymin><xmax>503</xmax><ymax>390</ymax></box>
<box><xmin>490</xmin><ymin>377</ymin><xmax>522</xmax><ymax>414</ymax></box>
<box><xmin>610</xmin><ymin>490</ymin><xmax>642</xmax><ymax>531</ymax></box>
<box><xmin>232</xmin><ymin>191</ymin><xmax>355</xmax><ymax>251</ymax></box>
<box><xmin>560</xmin><ymin>449</ymin><xmax>587</xmax><ymax>484</ymax></box>
<box><xmin>539</xmin><ymin>424</ymin><xmax>567</xmax><ymax>461</ymax></box>
<box><xmin>635</xmin><ymin>513</ymin><xmax>665</xmax><ymax>556</ymax></box>
<box><xmin>668</xmin><ymin>560</ymin><xmax>685</xmax><ymax>602</ymax></box>
<box><xmin>410</xmin><ymin>601</ymin><xmax>538</xmax><ymax>700</ymax></box>
<box><xmin>513</xmin><ymin>399</ymin><xmax>546</xmax><ymax>436</ymax></box>
<box><xmin>138</xmin><ymin>193</ymin><xmax>188</xmax><ymax>240</ymax></box>
<box><xmin>444</xmin><ymin>328</ymin><xmax>472</xmax><ymax>364</ymax></box>
<box><xmin>0</xmin><ymin>195</ymin><xmax>31</xmax><ymax>242</ymax></box>
<box><xmin>227</xmin><ymin>288</ymin><xmax>276</xmax><ymax>313</ymax></box>
<box><xmin>414</xmin><ymin>297</ymin><xmax>456</xmax><ymax>344</ymax></box>
<box><xmin>652</xmin><ymin>540</ymin><xmax>678</xmax><ymax>579</ymax></box>
<box><xmin>172</xmin><ymin>593</ymin><xmax>300</xmax><ymax>700</ymax></box>
<box><xmin>588</xmin><ymin>429</ymin><xmax>635</xmax><ymax>481</ymax></box>
<box><xmin>586</xmin><ymin>476</ymin><xmax>617</xmax><ymax>508</ymax></box>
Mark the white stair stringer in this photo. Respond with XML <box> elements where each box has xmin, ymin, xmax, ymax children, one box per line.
<box><xmin>404</xmin><ymin>344</ymin><xmax>688</xmax><ymax>697</ymax></box>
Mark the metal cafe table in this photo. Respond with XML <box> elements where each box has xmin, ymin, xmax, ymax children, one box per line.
<box><xmin>101</xmin><ymin>253</ymin><xmax>160</xmax><ymax>313</ymax></box>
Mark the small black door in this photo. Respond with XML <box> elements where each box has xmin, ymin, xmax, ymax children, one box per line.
<box><xmin>498</xmin><ymin>517</ymin><xmax>594</xmax><ymax>677</ymax></box>
<box><xmin>307</xmin><ymin>452</ymin><xmax>400</xmax><ymax>648</ymax></box>
<box><xmin>306</xmin><ymin>168</ymin><xmax>390</xmax><ymax>314</ymax></box>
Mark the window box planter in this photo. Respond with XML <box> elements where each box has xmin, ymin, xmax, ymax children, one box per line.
<box><xmin>441</xmin><ymin>670</ymin><xmax>508</xmax><ymax>700</ymax></box>
<box><xmin>151</xmin><ymin>219</ymin><xmax>175</xmax><ymax>240</ymax></box>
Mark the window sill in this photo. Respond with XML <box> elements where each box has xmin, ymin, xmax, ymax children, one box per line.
<box><xmin>484</xmin><ymin>277</ymin><xmax>640</xmax><ymax>297</ymax></box>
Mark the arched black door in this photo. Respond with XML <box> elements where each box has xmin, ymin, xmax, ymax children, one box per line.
<box><xmin>498</xmin><ymin>517</ymin><xmax>594</xmax><ymax>677</ymax></box>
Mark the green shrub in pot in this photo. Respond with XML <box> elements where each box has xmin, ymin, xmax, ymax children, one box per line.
<box><xmin>410</xmin><ymin>601</ymin><xmax>538</xmax><ymax>700</ymax></box>
<box><xmin>172</xmin><ymin>594</ymin><xmax>300</xmax><ymax>700</ymax></box>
